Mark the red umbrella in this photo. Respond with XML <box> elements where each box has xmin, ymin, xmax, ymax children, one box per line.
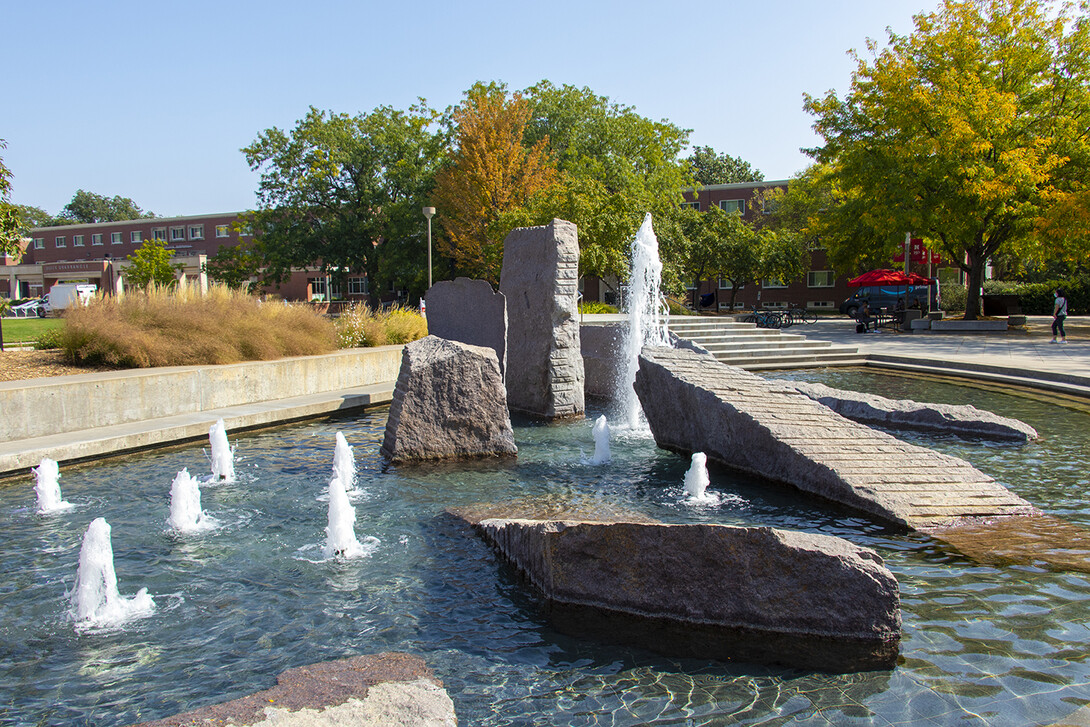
<box><xmin>847</xmin><ymin>269</ymin><xmax>910</xmax><ymax>287</ymax></box>
<box><xmin>905</xmin><ymin>272</ymin><xmax>934</xmax><ymax>285</ymax></box>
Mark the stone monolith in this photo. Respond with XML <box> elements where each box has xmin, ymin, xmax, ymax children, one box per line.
<box><xmin>425</xmin><ymin>277</ymin><xmax>508</xmax><ymax>379</ymax></box>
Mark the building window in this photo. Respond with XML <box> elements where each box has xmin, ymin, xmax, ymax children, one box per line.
<box><xmin>239</xmin><ymin>225</ymin><xmax>253</xmax><ymax>237</ymax></box>
<box><xmin>762</xmin><ymin>279</ymin><xmax>788</xmax><ymax>289</ymax></box>
<box><xmin>33</xmin><ymin>238</ymin><xmax>44</xmax><ymax>250</ymax></box>
<box><xmin>719</xmin><ymin>199</ymin><xmax>745</xmax><ymax>214</ymax></box>
<box><xmin>73</xmin><ymin>235</ymin><xmax>84</xmax><ymax>247</ymax></box>
<box><xmin>188</xmin><ymin>224</ymin><xmax>204</xmax><ymax>240</ymax></box>
<box><xmin>347</xmin><ymin>277</ymin><xmax>369</xmax><ymax>295</ymax></box>
<box><xmin>92</xmin><ymin>234</ymin><xmax>103</xmax><ymax>246</ymax></box>
<box><xmin>808</xmin><ymin>300</ymin><xmax>835</xmax><ymax>309</ymax></box>
<box><xmin>308</xmin><ymin>277</ymin><xmax>341</xmax><ymax>300</ymax></box>
<box><xmin>131</xmin><ymin>231</ymin><xmax>143</xmax><ymax>244</ymax></box>
<box><xmin>170</xmin><ymin>227</ymin><xmax>185</xmax><ymax>241</ymax></box>
<box><xmin>680</xmin><ymin>201</ymin><xmax>700</xmax><ymax>211</ymax></box>
<box><xmin>807</xmin><ymin>271</ymin><xmax>836</xmax><ymax>288</ymax></box>
<box><xmin>215</xmin><ymin>224</ymin><xmax>229</xmax><ymax>238</ymax></box>
<box><xmin>718</xmin><ymin>278</ymin><xmax>742</xmax><ymax>290</ymax></box>
<box><xmin>111</xmin><ymin>232</ymin><xmax>123</xmax><ymax>244</ymax></box>
<box><xmin>152</xmin><ymin>228</ymin><xmax>166</xmax><ymax>241</ymax></box>
<box><xmin>55</xmin><ymin>236</ymin><xmax>66</xmax><ymax>248</ymax></box>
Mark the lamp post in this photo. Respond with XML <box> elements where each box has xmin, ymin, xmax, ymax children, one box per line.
<box><xmin>422</xmin><ymin>207</ymin><xmax>435</xmax><ymax>290</ymax></box>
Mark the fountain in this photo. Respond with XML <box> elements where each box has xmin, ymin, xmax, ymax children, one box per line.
<box><xmin>208</xmin><ymin>418</ymin><xmax>235</xmax><ymax>482</ymax></box>
<box><xmin>323</xmin><ymin>475</ymin><xmax>377</xmax><ymax>559</ymax></box>
<box><xmin>590</xmin><ymin>415</ymin><xmax>611</xmax><ymax>464</ymax></box>
<box><xmin>33</xmin><ymin>457</ymin><xmax>72</xmax><ymax>513</ymax></box>
<box><xmin>167</xmin><ymin>468</ymin><xmax>211</xmax><ymax>532</ymax></box>
<box><xmin>683</xmin><ymin>452</ymin><xmax>713</xmax><ymax>501</ymax></box>
<box><xmin>332</xmin><ymin>431</ymin><xmax>356</xmax><ymax>492</ymax></box>
<box><xmin>617</xmin><ymin>213</ymin><xmax>671</xmax><ymax>429</ymax></box>
<box><xmin>69</xmin><ymin>517</ymin><xmax>156</xmax><ymax>628</ymax></box>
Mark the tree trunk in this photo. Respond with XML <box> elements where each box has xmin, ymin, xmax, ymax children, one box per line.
<box><xmin>963</xmin><ymin>250</ymin><xmax>985</xmax><ymax>320</ymax></box>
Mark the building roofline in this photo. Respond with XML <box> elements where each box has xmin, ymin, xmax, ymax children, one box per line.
<box><xmin>685</xmin><ymin>179</ymin><xmax>790</xmax><ymax>192</ymax></box>
<box><xmin>28</xmin><ymin>212</ymin><xmax>248</xmax><ymax>234</ymax></box>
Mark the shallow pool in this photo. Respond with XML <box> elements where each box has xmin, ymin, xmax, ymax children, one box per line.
<box><xmin>2</xmin><ymin>369</ymin><xmax>1090</xmax><ymax>726</ymax></box>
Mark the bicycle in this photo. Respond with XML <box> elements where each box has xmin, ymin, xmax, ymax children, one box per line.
<box><xmin>742</xmin><ymin>308</ymin><xmax>786</xmax><ymax>329</ymax></box>
<box><xmin>787</xmin><ymin>306</ymin><xmax>817</xmax><ymax>325</ymax></box>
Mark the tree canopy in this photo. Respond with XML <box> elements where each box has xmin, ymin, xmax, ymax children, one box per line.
<box><xmin>242</xmin><ymin>103</ymin><xmax>446</xmax><ymax>302</ymax></box>
<box><xmin>125</xmin><ymin>239</ymin><xmax>181</xmax><ymax>289</ymax></box>
<box><xmin>804</xmin><ymin>0</ymin><xmax>1090</xmax><ymax>318</ymax></box>
<box><xmin>433</xmin><ymin>83</ymin><xmax>558</xmax><ymax>282</ymax></box>
<box><xmin>687</xmin><ymin>146</ymin><xmax>763</xmax><ymax>185</ymax></box>
<box><xmin>57</xmin><ymin>190</ymin><xmax>156</xmax><ymax>224</ymax></box>
<box><xmin>0</xmin><ymin>140</ymin><xmax>21</xmax><ymax>257</ymax></box>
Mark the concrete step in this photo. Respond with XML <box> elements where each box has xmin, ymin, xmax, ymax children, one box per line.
<box><xmin>699</xmin><ymin>340</ymin><xmax>837</xmax><ymax>354</ymax></box>
<box><xmin>719</xmin><ymin>351</ymin><xmax>867</xmax><ymax>369</ymax></box>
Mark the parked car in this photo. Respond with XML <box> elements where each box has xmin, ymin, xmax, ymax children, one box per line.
<box><xmin>839</xmin><ymin>285</ymin><xmax>930</xmax><ymax>318</ymax></box>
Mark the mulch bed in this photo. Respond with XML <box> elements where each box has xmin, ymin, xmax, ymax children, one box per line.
<box><xmin>0</xmin><ymin>350</ymin><xmax>117</xmax><ymax>382</ymax></box>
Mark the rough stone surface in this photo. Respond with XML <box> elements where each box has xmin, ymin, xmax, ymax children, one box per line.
<box><xmin>381</xmin><ymin>336</ymin><xmax>516</xmax><ymax>463</ymax></box>
<box><xmin>457</xmin><ymin>513</ymin><xmax>901</xmax><ymax>672</ymax></box>
<box><xmin>791</xmin><ymin>380</ymin><xmax>1038</xmax><ymax>442</ymax></box>
<box><xmin>499</xmin><ymin>219</ymin><xmax>585</xmax><ymax>419</ymax></box>
<box><xmin>580</xmin><ymin>322</ymin><xmax>625</xmax><ymax>399</ymax></box>
<box><xmin>425</xmin><ymin>277</ymin><xmax>508</xmax><ymax>379</ymax></box>
<box><xmin>634</xmin><ymin>346</ymin><xmax>1037</xmax><ymax>531</ymax></box>
<box><xmin>130</xmin><ymin>652</ymin><xmax>457</xmax><ymax>726</ymax></box>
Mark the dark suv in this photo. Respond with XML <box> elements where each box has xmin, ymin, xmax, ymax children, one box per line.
<box><xmin>839</xmin><ymin>285</ymin><xmax>930</xmax><ymax>318</ymax></box>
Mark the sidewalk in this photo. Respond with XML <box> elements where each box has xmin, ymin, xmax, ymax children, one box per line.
<box><xmin>794</xmin><ymin>315</ymin><xmax>1090</xmax><ymax>397</ymax></box>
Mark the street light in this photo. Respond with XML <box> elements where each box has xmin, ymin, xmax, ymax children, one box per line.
<box><xmin>422</xmin><ymin>207</ymin><xmax>436</xmax><ymax>290</ymax></box>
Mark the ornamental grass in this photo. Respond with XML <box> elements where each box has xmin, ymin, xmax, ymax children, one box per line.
<box><xmin>59</xmin><ymin>285</ymin><xmax>338</xmax><ymax>368</ymax></box>
<box><xmin>334</xmin><ymin>303</ymin><xmax>428</xmax><ymax>348</ymax></box>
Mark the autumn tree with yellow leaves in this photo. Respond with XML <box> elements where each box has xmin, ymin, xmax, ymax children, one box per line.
<box><xmin>805</xmin><ymin>0</ymin><xmax>1090</xmax><ymax>318</ymax></box>
<box><xmin>434</xmin><ymin>84</ymin><xmax>558</xmax><ymax>282</ymax></box>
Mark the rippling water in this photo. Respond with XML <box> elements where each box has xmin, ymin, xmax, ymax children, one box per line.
<box><xmin>2</xmin><ymin>369</ymin><xmax>1090</xmax><ymax>726</ymax></box>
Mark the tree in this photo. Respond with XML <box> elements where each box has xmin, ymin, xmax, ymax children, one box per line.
<box><xmin>0</xmin><ymin>140</ymin><xmax>21</xmax><ymax>257</ymax></box>
<box><xmin>58</xmin><ymin>190</ymin><xmax>155</xmax><ymax>224</ymax></box>
<box><xmin>125</xmin><ymin>239</ymin><xmax>181</xmax><ymax>289</ymax></box>
<box><xmin>16</xmin><ymin>205</ymin><xmax>57</xmax><ymax>230</ymax></box>
<box><xmin>433</xmin><ymin>83</ymin><xmax>558</xmax><ymax>282</ymax></box>
<box><xmin>805</xmin><ymin>0</ymin><xmax>1090</xmax><ymax>318</ymax></box>
<box><xmin>242</xmin><ymin>103</ymin><xmax>445</xmax><ymax>304</ymax></box>
<box><xmin>517</xmin><ymin>81</ymin><xmax>695</xmax><ymax>287</ymax></box>
<box><xmin>203</xmin><ymin>242</ymin><xmax>261</xmax><ymax>291</ymax></box>
<box><xmin>687</xmin><ymin>146</ymin><xmax>763</xmax><ymax>185</ymax></box>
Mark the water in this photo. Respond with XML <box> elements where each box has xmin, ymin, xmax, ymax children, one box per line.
<box><xmin>68</xmin><ymin>518</ymin><xmax>156</xmax><ymax>629</ymax></box>
<box><xmin>617</xmin><ymin>214</ymin><xmax>670</xmax><ymax>429</ymax></box>
<box><xmin>332</xmin><ymin>431</ymin><xmax>356</xmax><ymax>492</ymax></box>
<box><xmin>167</xmin><ymin>468</ymin><xmax>211</xmax><ymax>533</ymax></box>
<box><xmin>322</xmin><ymin>474</ymin><xmax>377</xmax><ymax>560</ymax></box>
<box><xmin>208</xmin><ymin>418</ymin><xmax>235</xmax><ymax>483</ymax></box>
<box><xmin>589</xmin><ymin>415</ymin><xmax>611</xmax><ymax>465</ymax></box>
<box><xmin>32</xmin><ymin>458</ymin><xmax>71</xmax><ymax>514</ymax></box>
<box><xmin>2</xmin><ymin>373</ymin><xmax>1090</xmax><ymax>725</ymax></box>
<box><xmin>683</xmin><ymin>452</ymin><xmax>711</xmax><ymax>500</ymax></box>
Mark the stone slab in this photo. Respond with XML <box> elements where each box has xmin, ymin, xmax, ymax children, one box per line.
<box><xmin>457</xmin><ymin>513</ymin><xmax>901</xmax><ymax>672</ymax></box>
<box><xmin>381</xmin><ymin>336</ymin><xmax>516</xmax><ymax>463</ymax></box>
<box><xmin>129</xmin><ymin>652</ymin><xmax>456</xmax><ymax>727</ymax></box>
<box><xmin>425</xmin><ymin>277</ymin><xmax>508</xmax><ymax>379</ymax></box>
<box><xmin>633</xmin><ymin>346</ymin><xmax>1037</xmax><ymax>531</ymax></box>
<box><xmin>791</xmin><ymin>380</ymin><xmax>1038</xmax><ymax>442</ymax></box>
<box><xmin>499</xmin><ymin>219</ymin><xmax>584</xmax><ymax>420</ymax></box>
<box><xmin>931</xmin><ymin>320</ymin><xmax>1008</xmax><ymax>331</ymax></box>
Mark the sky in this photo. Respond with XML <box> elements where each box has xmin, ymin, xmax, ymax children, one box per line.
<box><xmin>4</xmin><ymin>0</ymin><xmax>944</xmax><ymax>218</ymax></box>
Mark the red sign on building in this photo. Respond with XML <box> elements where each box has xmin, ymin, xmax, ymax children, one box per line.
<box><xmin>894</xmin><ymin>238</ymin><xmax>941</xmax><ymax>264</ymax></box>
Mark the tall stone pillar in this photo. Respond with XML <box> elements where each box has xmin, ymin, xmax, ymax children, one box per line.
<box><xmin>499</xmin><ymin>219</ymin><xmax>585</xmax><ymax>420</ymax></box>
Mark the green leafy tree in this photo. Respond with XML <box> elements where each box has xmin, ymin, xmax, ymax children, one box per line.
<box><xmin>515</xmin><ymin>81</ymin><xmax>695</xmax><ymax>284</ymax></box>
<box><xmin>58</xmin><ymin>189</ymin><xmax>156</xmax><ymax>224</ymax></box>
<box><xmin>125</xmin><ymin>239</ymin><xmax>181</xmax><ymax>289</ymax></box>
<box><xmin>805</xmin><ymin>0</ymin><xmax>1090</xmax><ymax>319</ymax></box>
<box><xmin>242</xmin><ymin>103</ymin><xmax>446</xmax><ymax>304</ymax></box>
<box><xmin>16</xmin><ymin>205</ymin><xmax>58</xmax><ymax>230</ymax></box>
<box><xmin>203</xmin><ymin>242</ymin><xmax>261</xmax><ymax>291</ymax></box>
<box><xmin>0</xmin><ymin>140</ymin><xmax>21</xmax><ymax>257</ymax></box>
<box><xmin>687</xmin><ymin>146</ymin><xmax>763</xmax><ymax>185</ymax></box>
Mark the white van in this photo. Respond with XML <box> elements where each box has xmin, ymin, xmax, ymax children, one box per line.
<box><xmin>45</xmin><ymin>283</ymin><xmax>97</xmax><ymax>315</ymax></box>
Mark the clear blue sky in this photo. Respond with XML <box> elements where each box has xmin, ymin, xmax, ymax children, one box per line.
<box><xmin>5</xmin><ymin>0</ymin><xmax>942</xmax><ymax>218</ymax></box>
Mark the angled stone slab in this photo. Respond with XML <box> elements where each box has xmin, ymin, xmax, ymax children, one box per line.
<box><xmin>130</xmin><ymin>652</ymin><xmax>457</xmax><ymax>726</ymax></box>
<box><xmin>634</xmin><ymin>346</ymin><xmax>1037</xmax><ymax>531</ymax></box>
<box><xmin>499</xmin><ymin>219</ymin><xmax>584</xmax><ymax>420</ymax></box>
<box><xmin>425</xmin><ymin>277</ymin><xmax>508</xmax><ymax>380</ymax></box>
<box><xmin>454</xmin><ymin>511</ymin><xmax>901</xmax><ymax>672</ymax></box>
<box><xmin>791</xmin><ymin>380</ymin><xmax>1038</xmax><ymax>443</ymax></box>
<box><xmin>381</xmin><ymin>336</ymin><xmax>516</xmax><ymax>463</ymax></box>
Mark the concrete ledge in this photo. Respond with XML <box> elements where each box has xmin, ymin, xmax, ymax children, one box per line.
<box><xmin>930</xmin><ymin>320</ymin><xmax>1008</xmax><ymax>331</ymax></box>
<box><xmin>0</xmin><ymin>346</ymin><xmax>403</xmax><ymax>443</ymax></box>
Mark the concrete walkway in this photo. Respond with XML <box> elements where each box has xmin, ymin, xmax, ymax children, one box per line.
<box><xmin>791</xmin><ymin>315</ymin><xmax>1090</xmax><ymax>398</ymax></box>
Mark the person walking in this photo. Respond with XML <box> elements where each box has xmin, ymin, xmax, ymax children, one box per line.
<box><xmin>1052</xmin><ymin>288</ymin><xmax>1068</xmax><ymax>343</ymax></box>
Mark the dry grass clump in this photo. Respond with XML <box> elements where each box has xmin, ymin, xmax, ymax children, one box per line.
<box><xmin>60</xmin><ymin>285</ymin><xmax>338</xmax><ymax>368</ymax></box>
<box><xmin>335</xmin><ymin>303</ymin><xmax>428</xmax><ymax>348</ymax></box>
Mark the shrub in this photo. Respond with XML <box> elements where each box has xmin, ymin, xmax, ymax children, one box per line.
<box><xmin>942</xmin><ymin>277</ymin><xmax>1090</xmax><ymax>315</ymax></box>
<box><xmin>33</xmin><ymin>327</ymin><xmax>64</xmax><ymax>350</ymax></box>
<box><xmin>59</xmin><ymin>285</ymin><xmax>337</xmax><ymax>368</ymax></box>
<box><xmin>578</xmin><ymin>301</ymin><xmax>619</xmax><ymax>314</ymax></box>
<box><xmin>335</xmin><ymin>303</ymin><xmax>428</xmax><ymax>348</ymax></box>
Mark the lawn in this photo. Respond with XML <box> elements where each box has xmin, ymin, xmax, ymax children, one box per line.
<box><xmin>0</xmin><ymin>317</ymin><xmax>63</xmax><ymax>345</ymax></box>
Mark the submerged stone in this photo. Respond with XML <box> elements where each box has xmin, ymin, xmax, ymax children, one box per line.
<box><xmin>381</xmin><ymin>336</ymin><xmax>517</xmax><ymax>463</ymax></box>
<box><xmin>456</xmin><ymin>512</ymin><xmax>901</xmax><ymax>672</ymax></box>
<box><xmin>791</xmin><ymin>380</ymin><xmax>1038</xmax><ymax>443</ymax></box>
<box><xmin>499</xmin><ymin>219</ymin><xmax>584</xmax><ymax>420</ymax></box>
